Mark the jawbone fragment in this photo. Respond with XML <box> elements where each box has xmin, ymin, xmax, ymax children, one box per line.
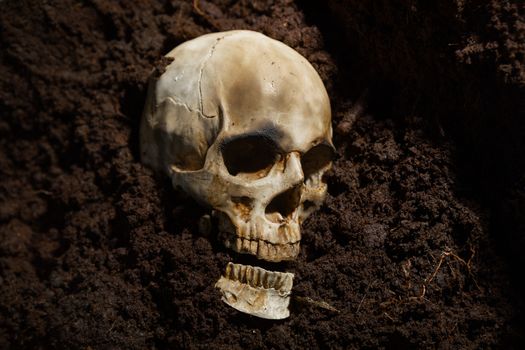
<box><xmin>215</xmin><ymin>262</ymin><xmax>294</xmax><ymax>319</ymax></box>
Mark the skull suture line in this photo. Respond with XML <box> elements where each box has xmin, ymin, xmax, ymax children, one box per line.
<box><xmin>141</xmin><ymin>30</ymin><xmax>333</xmax><ymax>318</ymax></box>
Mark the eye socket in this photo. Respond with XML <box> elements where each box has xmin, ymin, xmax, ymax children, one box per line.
<box><xmin>301</xmin><ymin>143</ymin><xmax>335</xmax><ymax>179</ymax></box>
<box><xmin>221</xmin><ymin>135</ymin><xmax>279</xmax><ymax>176</ymax></box>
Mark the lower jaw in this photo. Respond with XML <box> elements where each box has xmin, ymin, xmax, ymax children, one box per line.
<box><xmin>215</xmin><ymin>262</ymin><xmax>294</xmax><ymax>319</ymax></box>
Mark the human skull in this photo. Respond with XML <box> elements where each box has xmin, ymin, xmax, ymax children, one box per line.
<box><xmin>141</xmin><ymin>30</ymin><xmax>333</xmax><ymax>262</ymax></box>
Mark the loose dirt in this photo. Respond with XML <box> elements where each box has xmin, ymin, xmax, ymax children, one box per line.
<box><xmin>1</xmin><ymin>0</ymin><xmax>524</xmax><ymax>348</ymax></box>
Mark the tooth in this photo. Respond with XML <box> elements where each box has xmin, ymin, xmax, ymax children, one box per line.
<box><xmin>288</xmin><ymin>244</ymin><xmax>297</xmax><ymax>258</ymax></box>
<box><xmin>245</xmin><ymin>265</ymin><xmax>254</xmax><ymax>285</ymax></box>
<box><xmin>232</xmin><ymin>263</ymin><xmax>241</xmax><ymax>281</ymax></box>
<box><xmin>242</xmin><ymin>238</ymin><xmax>251</xmax><ymax>252</ymax></box>
<box><xmin>225</xmin><ymin>262</ymin><xmax>233</xmax><ymax>278</ymax></box>
<box><xmin>235</xmin><ymin>238</ymin><xmax>242</xmax><ymax>251</ymax></box>
<box><xmin>274</xmin><ymin>274</ymin><xmax>282</xmax><ymax>290</ymax></box>
<box><xmin>293</xmin><ymin>242</ymin><xmax>300</xmax><ymax>256</ymax></box>
<box><xmin>258</xmin><ymin>241</ymin><xmax>268</xmax><ymax>259</ymax></box>
<box><xmin>252</xmin><ymin>267</ymin><xmax>261</xmax><ymax>287</ymax></box>
<box><xmin>269</xmin><ymin>244</ymin><xmax>278</xmax><ymax>259</ymax></box>
<box><xmin>275</xmin><ymin>244</ymin><xmax>284</xmax><ymax>259</ymax></box>
<box><xmin>239</xmin><ymin>264</ymin><xmax>247</xmax><ymax>283</ymax></box>
<box><xmin>281</xmin><ymin>244</ymin><xmax>290</xmax><ymax>258</ymax></box>
<box><xmin>275</xmin><ymin>273</ymin><xmax>287</xmax><ymax>291</ymax></box>
<box><xmin>249</xmin><ymin>267</ymin><xmax>257</xmax><ymax>287</ymax></box>
<box><xmin>267</xmin><ymin>242</ymin><xmax>273</xmax><ymax>259</ymax></box>
<box><xmin>281</xmin><ymin>274</ymin><xmax>293</xmax><ymax>291</ymax></box>
<box><xmin>245</xmin><ymin>265</ymin><xmax>252</xmax><ymax>283</ymax></box>
<box><xmin>283</xmin><ymin>244</ymin><xmax>292</xmax><ymax>259</ymax></box>
<box><xmin>261</xmin><ymin>270</ymin><xmax>269</xmax><ymax>288</ymax></box>
<box><xmin>259</xmin><ymin>268</ymin><xmax>266</xmax><ymax>287</ymax></box>
<box><xmin>267</xmin><ymin>272</ymin><xmax>276</xmax><ymax>288</ymax></box>
<box><xmin>250</xmin><ymin>240</ymin><xmax>258</xmax><ymax>254</ymax></box>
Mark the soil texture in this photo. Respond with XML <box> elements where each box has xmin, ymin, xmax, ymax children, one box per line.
<box><xmin>0</xmin><ymin>0</ymin><xmax>524</xmax><ymax>349</ymax></box>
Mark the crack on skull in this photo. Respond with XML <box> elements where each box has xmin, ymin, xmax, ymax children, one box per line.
<box><xmin>160</xmin><ymin>96</ymin><xmax>204</xmax><ymax>115</ymax></box>
<box><xmin>197</xmin><ymin>34</ymin><xmax>231</xmax><ymax>118</ymax></box>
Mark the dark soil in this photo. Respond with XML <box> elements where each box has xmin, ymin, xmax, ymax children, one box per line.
<box><xmin>1</xmin><ymin>0</ymin><xmax>524</xmax><ymax>349</ymax></box>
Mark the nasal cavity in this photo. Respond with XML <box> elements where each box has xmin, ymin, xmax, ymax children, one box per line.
<box><xmin>265</xmin><ymin>185</ymin><xmax>302</xmax><ymax>223</ymax></box>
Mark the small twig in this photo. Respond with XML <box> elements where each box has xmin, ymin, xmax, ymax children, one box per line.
<box><xmin>294</xmin><ymin>296</ymin><xmax>339</xmax><ymax>313</ymax></box>
<box><xmin>383</xmin><ymin>312</ymin><xmax>395</xmax><ymax>322</ymax></box>
<box><xmin>465</xmin><ymin>247</ymin><xmax>481</xmax><ymax>290</ymax></box>
<box><xmin>356</xmin><ymin>280</ymin><xmax>375</xmax><ymax>313</ymax></box>
<box><xmin>107</xmin><ymin>320</ymin><xmax>117</xmax><ymax>335</ymax></box>
<box><xmin>192</xmin><ymin>0</ymin><xmax>221</xmax><ymax>31</ymax></box>
<box><xmin>418</xmin><ymin>246</ymin><xmax>480</xmax><ymax>299</ymax></box>
<box><xmin>192</xmin><ymin>0</ymin><xmax>206</xmax><ymax>17</ymax></box>
<box><xmin>34</xmin><ymin>190</ymin><xmax>53</xmax><ymax>196</ymax></box>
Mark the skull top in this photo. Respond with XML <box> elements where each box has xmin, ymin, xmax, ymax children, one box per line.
<box><xmin>141</xmin><ymin>30</ymin><xmax>333</xmax><ymax>262</ymax></box>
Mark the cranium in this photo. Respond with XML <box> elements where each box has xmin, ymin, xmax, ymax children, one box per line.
<box><xmin>140</xmin><ymin>30</ymin><xmax>333</xmax><ymax>318</ymax></box>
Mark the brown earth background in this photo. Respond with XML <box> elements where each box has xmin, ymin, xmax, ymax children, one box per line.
<box><xmin>1</xmin><ymin>0</ymin><xmax>524</xmax><ymax>348</ymax></box>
